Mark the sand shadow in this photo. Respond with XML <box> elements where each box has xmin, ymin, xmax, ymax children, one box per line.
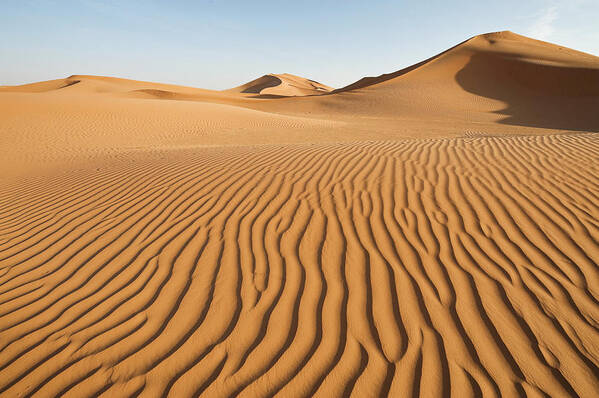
<box><xmin>241</xmin><ymin>75</ymin><xmax>282</xmax><ymax>94</ymax></box>
<box><xmin>246</xmin><ymin>93</ymin><xmax>289</xmax><ymax>99</ymax></box>
<box><xmin>455</xmin><ymin>51</ymin><xmax>599</xmax><ymax>131</ymax></box>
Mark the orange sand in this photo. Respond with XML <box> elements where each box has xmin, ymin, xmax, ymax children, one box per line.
<box><xmin>1</xmin><ymin>31</ymin><xmax>598</xmax><ymax>397</ymax></box>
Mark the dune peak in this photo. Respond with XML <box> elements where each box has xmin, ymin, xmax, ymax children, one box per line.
<box><xmin>227</xmin><ymin>73</ymin><xmax>333</xmax><ymax>97</ymax></box>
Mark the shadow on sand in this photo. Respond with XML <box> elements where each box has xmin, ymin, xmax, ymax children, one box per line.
<box><xmin>456</xmin><ymin>51</ymin><xmax>599</xmax><ymax>131</ymax></box>
<box><xmin>241</xmin><ymin>75</ymin><xmax>282</xmax><ymax>94</ymax></box>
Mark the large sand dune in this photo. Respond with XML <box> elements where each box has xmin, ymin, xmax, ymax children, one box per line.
<box><xmin>1</xmin><ymin>31</ymin><xmax>599</xmax><ymax>397</ymax></box>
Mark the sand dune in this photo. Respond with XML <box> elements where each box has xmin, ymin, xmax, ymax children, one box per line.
<box><xmin>0</xmin><ymin>73</ymin><xmax>332</xmax><ymax>99</ymax></box>
<box><xmin>1</xmin><ymin>31</ymin><xmax>599</xmax><ymax>397</ymax></box>
<box><xmin>248</xmin><ymin>31</ymin><xmax>599</xmax><ymax>132</ymax></box>
<box><xmin>0</xmin><ymin>75</ymin><xmax>218</xmax><ymax>96</ymax></box>
<box><xmin>226</xmin><ymin>73</ymin><xmax>333</xmax><ymax>97</ymax></box>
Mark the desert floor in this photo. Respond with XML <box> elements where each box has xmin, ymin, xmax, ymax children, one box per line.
<box><xmin>1</xmin><ymin>31</ymin><xmax>599</xmax><ymax>397</ymax></box>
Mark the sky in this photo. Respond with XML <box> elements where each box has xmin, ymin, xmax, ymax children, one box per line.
<box><xmin>1</xmin><ymin>0</ymin><xmax>598</xmax><ymax>90</ymax></box>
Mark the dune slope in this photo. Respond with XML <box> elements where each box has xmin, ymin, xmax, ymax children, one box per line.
<box><xmin>226</xmin><ymin>73</ymin><xmax>333</xmax><ymax>97</ymax></box>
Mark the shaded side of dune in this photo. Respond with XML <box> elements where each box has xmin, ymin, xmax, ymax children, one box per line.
<box><xmin>240</xmin><ymin>75</ymin><xmax>283</xmax><ymax>94</ymax></box>
<box><xmin>456</xmin><ymin>50</ymin><xmax>599</xmax><ymax>131</ymax></box>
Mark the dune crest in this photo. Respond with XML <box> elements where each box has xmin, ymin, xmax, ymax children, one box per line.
<box><xmin>227</xmin><ymin>73</ymin><xmax>333</xmax><ymax>97</ymax></box>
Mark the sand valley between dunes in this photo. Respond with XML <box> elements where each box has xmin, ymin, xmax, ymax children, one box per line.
<box><xmin>1</xmin><ymin>31</ymin><xmax>599</xmax><ymax>397</ymax></box>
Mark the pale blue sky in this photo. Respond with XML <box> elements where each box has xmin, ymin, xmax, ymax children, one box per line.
<box><xmin>1</xmin><ymin>1</ymin><xmax>598</xmax><ymax>89</ymax></box>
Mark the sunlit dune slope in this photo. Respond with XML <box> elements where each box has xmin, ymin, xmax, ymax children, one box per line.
<box><xmin>0</xmin><ymin>75</ymin><xmax>217</xmax><ymax>96</ymax></box>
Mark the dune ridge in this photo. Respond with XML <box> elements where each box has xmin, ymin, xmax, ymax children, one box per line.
<box><xmin>226</xmin><ymin>73</ymin><xmax>333</xmax><ymax>97</ymax></box>
<box><xmin>334</xmin><ymin>31</ymin><xmax>599</xmax><ymax>93</ymax></box>
<box><xmin>1</xmin><ymin>31</ymin><xmax>599</xmax><ymax>397</ymax></box>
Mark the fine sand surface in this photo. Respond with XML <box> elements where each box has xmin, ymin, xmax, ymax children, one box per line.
<box><xmin>1</xmin><ymin>31</ymin><xmax>599</xmax><ymax>397</ymax></box>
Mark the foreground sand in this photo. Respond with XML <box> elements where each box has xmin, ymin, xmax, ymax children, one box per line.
<box><xmin>1</xmin><ymin>136</ymin><xmax>599</xmax><ymax>397</ymax></box>
<box><xmin>1</xmin><ymin>31</ymin><xmax>599</xmax><ymax>397</ymax></box>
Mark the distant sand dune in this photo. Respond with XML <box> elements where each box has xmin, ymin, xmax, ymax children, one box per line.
<box><xmin>1</xmin><ymin>31</ymin><xmax>599</xmax><ymax>397</ymax></box>
<box><xmin>226</xmin><ymin>73</ymin><xmax>333</xmax><ymax>97</ymax></box>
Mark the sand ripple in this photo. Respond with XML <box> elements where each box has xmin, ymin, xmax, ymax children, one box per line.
<box><xmin>1</xmin><ymin>134</ymin><xmax>599</xmax><ymax>397</ymax></box>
